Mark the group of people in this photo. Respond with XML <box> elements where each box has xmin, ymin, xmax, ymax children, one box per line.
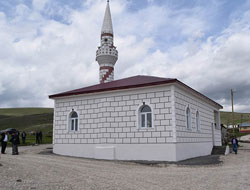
<box><xmin>0</xmin><ymin>131</ymin><xmax>26</xmax><ymax>155</ymax></box>
<box><xmin>0</xmin><ymin>130</ymin><xmax>44</xmax><ymax>155</ymax></box>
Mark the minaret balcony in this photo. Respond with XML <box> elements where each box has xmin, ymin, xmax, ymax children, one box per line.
<box><xmin>96</xmin><ymin>49</ymin><xmax>118</xmax><ymax>57</ymax></box>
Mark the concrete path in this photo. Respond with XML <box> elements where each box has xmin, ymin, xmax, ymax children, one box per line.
<box><xmin>239</xmin><ymin>134</ymin><xmax>250</xmax><ymax>141</ymax></box>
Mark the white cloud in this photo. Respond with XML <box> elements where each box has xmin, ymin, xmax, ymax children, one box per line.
<box><xmin>0</xmin><ymin>0</ymin><xmax>249</xmax><ymax>113</ymax></box>
<box><xmin>32</xmin><ymin>0</ymin><xmax>49</xmax><ymax>11</ymax></box>
<box><xmin>147</xmin><ymin>0</ymin><xmax>154</xmax><ymax>3</ymax></box>
<box><xmin>116</xmin><ymin>6</ymin><xmax>250</xmax><ymax>112</ymax></box>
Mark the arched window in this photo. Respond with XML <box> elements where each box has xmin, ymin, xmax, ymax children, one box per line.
<box><xmin>186</xmin><ymin>107</ymin><xmax>191</xmax><ymax>129</ymax></box>
<box><xmin>196</xmin><ymin>111</ymin><xmax>200</xmax><ymax>131</ymax></box>
<box><xmin>139</xmin><ymin>105</ymin><xmax>152</xmax><ymax>128</ymax></box>
<box><xmin>69</xmin><ymin>110</ymin><xmax>78</xmax><ymax>131</ymax></box>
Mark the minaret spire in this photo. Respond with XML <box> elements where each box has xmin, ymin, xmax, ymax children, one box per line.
<box><xmin>96</xmin><ymin>0</ymin><xmax>118</xmax><ymax>84</ymax></box>
<box><xmin>101</xmin><ymin>0</ymin><xmax>113</xmax><ymax>35</ymax></box>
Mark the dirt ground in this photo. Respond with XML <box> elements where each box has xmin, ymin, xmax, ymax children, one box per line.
<box><xmin>0</xmin><ymin>143</ymin><xmax>250</xmax><ymax>190</ymax></box>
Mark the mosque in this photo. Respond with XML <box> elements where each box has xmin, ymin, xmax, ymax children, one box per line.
<box><xmin>49</xmin><ymin>1</ymin><xmax>222</xmax><ymax>161</ymax></box>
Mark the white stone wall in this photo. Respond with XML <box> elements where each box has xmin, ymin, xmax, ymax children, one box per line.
<box><xmin>54</xmin><ymin>143</ymin><xmax>177</xmax><ymax>161</ymax></box>
<box><xmin>53</xmin><ymin>85</ymin><xmax>173</xmax><ymax>146</ymax></box>
<box><xmin>52</xmin><ymin>84</ymin><xmax>222</xmax><ymax>161</ymax></box>
<box><xmin>174</xmin><ymin>85</ymin><xmax>222</xmax><ymax>145</ymax></box>
<box><xmin>172</xmin><ymin>85</ymin><xmax>222</xmax><ymax>160</ymax></box>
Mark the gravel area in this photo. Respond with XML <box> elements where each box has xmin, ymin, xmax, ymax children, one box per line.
<box><xmin>1</xmin><ymin>144</ymin><xmax>250</xmax><ymax>190</ymax></box>
<box><xmin>239</xmin><ymin>134</ymin><xmax>250</xmax><ymax>142</ymax></box>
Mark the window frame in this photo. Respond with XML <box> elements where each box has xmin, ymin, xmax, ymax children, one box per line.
<box><xmin>68</xmin><ymin>109</ymin><xmax>79</xmax><ymax>132</ymax></box>
<box><xmin>196</xmin><ymin>110</ymin><xmax>200</xmax><ymax>131</ymax></box>
<box><xmin>137</xmin><ymin>102</ymin><xmax>154</xmax><ymax>129</ymax></box>
<box><xmin>186</xmin><ymin>106</ymin><xmax>191</xmax><ymax>130</ymax></box>
<box><xmin>140</xmin><ymin>105</ymin><xmax>152</xmax><ymax>128</ymax></box>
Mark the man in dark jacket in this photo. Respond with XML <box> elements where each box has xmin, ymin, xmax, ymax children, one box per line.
<box><xmin>10</xmin><ymin>132</ymin><xmax>19</xmax><ymax>155</ymax></box>
<box><xmin>232</xmin><ymin>137</ymin><xmax>239</xmax><ymax>154</ymax></box>
<box><xmin>16</xmin><ymin>131</ymin><xmax>20</xmax><ymax>145</ymax></box>
<box><xmin>1</xmin><ymin>132</ymin><xmax>8</xmax><ymax>154</ymax></box>
<box><xmin>36</xmin><ymin>131</ymin><xmax>39</xmax><ymax>144</ymax></box>
<box><xmin>21</xmin><ymin>131</ymin><xmax>27</xmax><ymax>144</ymax></box>
<box><xmin>39</xmin><ymin>131</ymin><xmax>43</xmax><ymax>144</ymax></box>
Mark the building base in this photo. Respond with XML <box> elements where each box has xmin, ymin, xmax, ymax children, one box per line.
<box><xmin>53</xmin><ymin>142</ymin><xmax>214</xmax><ymax>162</ymax></box>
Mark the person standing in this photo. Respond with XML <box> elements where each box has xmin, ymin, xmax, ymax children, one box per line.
<box><xmin>39</xmin><ymin>131</ymin><xmax>43</xmax><ymax>144</ymax></box>
<box><xmin>35</xmin><ymin>131</ymin><xmax>39</xmax><ymax>144</ymax></box>
<box><xmin>1</xmin><ymin>132</ymin><xmax>8</xmax><ymax>154</ymax></box>
<box><xmin>16</xmin><ymin>131</ymin><xmax>20</xmax><ymax>145</ymax></box>
<box><xmin>21</xmin><ymin>131</ymin><xmax>27</xmax><ymax>144</ymax></box>
<box><xmin>10</xmin><ymin>132</ymin><xmax>19</xmax><ymax>155</ymax></box>
<box><xmin>232</xmin><ymin>137</ymin><xmax>239</xmax><ymax>154</ymax></box>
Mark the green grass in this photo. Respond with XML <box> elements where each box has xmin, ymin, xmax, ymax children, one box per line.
<box><xmin>0</xmin><ymin>107</ymin><xmax>53</xmax><ymax>145</ymax></box>
<box><xmin>220</xmin><ymin>111</ymin><xmax>250</xmax><ymax>139</ymax></box>
<box><xmin>0</xmin><ymin>107</ymin><xmax>53</xmax><ymax>116</ymax></box>
<box><xmin>6</xmin><ymin>134</ymin><xmax>52</xmax><ymax>147</ymax></box>
<box><xmin>24</xmin><ymin>134</ymin><xmax>52</xmax><ymax>145</ymax></box>
<box><xmin>220</xmin><ymin>111</ymin><xmax>250</xmax><ymax>125</ymax></box>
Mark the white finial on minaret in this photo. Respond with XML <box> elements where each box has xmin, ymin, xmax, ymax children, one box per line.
<box><xmin>96</xmin><ymin>0</ymin><xmax>118</xmax><ymax>83</ymax></box>
<box><xmin>101</xmin><ymin>0</ymin><xmax>113</xmax><ymax>35</ymax></box>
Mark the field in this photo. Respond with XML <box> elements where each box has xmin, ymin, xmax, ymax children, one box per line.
<box><xmin>220</xmin><ymin>111</ymin><xmax>250</xmax><ymax>125</ymax></box>
<box><xmin>0</xmin><ymin>108</ymin><xmax>53</xmax><ymax>145</ymax></box>
<box><xmin>1</xmin><ymin>108</ymin><xmax>250</xmax><ymax>145</ymax></box>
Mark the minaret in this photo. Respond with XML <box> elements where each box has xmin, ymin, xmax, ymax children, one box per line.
<box><xmin>96</xmin><ymin>0</ymin><xmax>118</xmax><ymax>83</ymax></box>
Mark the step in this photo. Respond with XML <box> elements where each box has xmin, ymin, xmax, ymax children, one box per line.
<box><xmin>211</xmin><ymin>146</ymin><xmax>227</xmax><ymax>155</ymax></box>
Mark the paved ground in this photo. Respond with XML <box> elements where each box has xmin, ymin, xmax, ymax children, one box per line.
<box><xmin>239</xmin><ymin>134</ymin><xmax>250</xmax><ymax>142</ymax></box>
<box><xmin>0</xmin><ymin>144</ymin><xmax>250</xmax><ymax>190</ymax></box>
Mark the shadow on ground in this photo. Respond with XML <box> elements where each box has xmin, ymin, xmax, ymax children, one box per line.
<box><xmin>127</xmin><ymin>155</ymin><xmax>222</xmax><ymax>166</ymax></box>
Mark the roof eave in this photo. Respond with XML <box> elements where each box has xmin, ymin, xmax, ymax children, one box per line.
<box><xmin>49</xmin><ymin>78</ymin><xmax>223</xmax><ymax>110</ymax></box>
<box><xmin>175</xmin><ymin>80</ymin><xmax>223</xmax><ymax>109</ymax></box>
<box><xmin>48</xmin><ymin>79</ymin><xmax>178</xmax><ymax>99</ymax></box>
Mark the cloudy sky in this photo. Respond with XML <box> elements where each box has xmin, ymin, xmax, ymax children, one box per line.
<box><xmin>0</xmin><ymin>0</ymin><xmax>250</xmax><ymax>112</ymax></box>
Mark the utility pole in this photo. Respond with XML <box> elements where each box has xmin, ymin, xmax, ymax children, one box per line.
<box><xmin>231</xmin><ymin>89</ymin><xmax>235</xmax><ymax>136</ymax></box>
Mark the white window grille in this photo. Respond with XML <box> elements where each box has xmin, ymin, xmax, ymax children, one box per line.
<box><xmin>69</xmin><ymin>110</ymin><xmax>78</xmax><ymax>131</ymax></box>
<box><xmin>140</xmin><ymin>105</ymin><xmax>152</xmax><ymax>128</ymax></box>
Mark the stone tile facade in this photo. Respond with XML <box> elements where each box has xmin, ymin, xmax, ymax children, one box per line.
<box><xmin>174</xmin><ymin>85</ymin><xmax>221</xmax><ymax>145</ymax></box>
<box><xmin>52</xmin><ymin>83</ymin><xmax>222</xmax><ymax>161</ymax></box>
<box><xmin>53</xmin><ymin>85</ymin><xmax>174</xmax><ymax>145</ymax></box>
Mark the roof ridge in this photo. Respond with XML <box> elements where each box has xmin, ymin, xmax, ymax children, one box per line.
<box><xmin>49</xmin><ymin>75</ymin><xmax>177</xmax><ymax>98</ymax></box>
<box><xmin>48</xmin><ymin>75</ymin><xmax>222</xmax><ymax>109</ymax></box>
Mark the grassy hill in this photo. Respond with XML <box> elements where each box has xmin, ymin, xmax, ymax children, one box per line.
<box><xmin>1</xmin><ymin>108</ymin><xmax>250</xmax><ymax>145</ymax></box>
<box><xmin>0</xmin><ymin>107</ymin><xmax>53</xmax><ymax>117</ymax></box>
<box><xmin>0</xmin><ymin>108</ymin><xmax>53</xmax><ymax>144</ymax></box>
<box><xmin>220</xmin><ymin>111</ymin><xmax>250</xmax><ymax>125</ymax></box>
<box><xmin>1</xmin><ymin>108</ymin><xmax>250</xmax><ymax>130</ymax></box>
<box><xmin>0</xmin><ymin>108</ymin><xmax>53</xmax><ymax>131</ymax></box>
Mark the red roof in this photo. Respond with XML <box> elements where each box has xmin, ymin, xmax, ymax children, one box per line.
<box><xmin>49</xmin><ymin>75</ymin><xmax>222</xmax><ymax>109</ymax></box>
